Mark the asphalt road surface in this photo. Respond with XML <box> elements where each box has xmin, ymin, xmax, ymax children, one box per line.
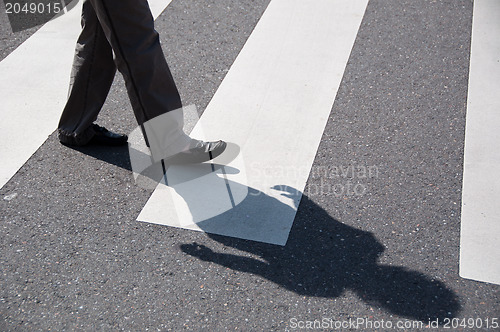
<box><xmin>1</xmin><ymin>0</ymin><xmax>499</xmax><ymax>331</ymax></box>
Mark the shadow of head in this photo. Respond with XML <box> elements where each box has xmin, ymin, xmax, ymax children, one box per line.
<box><xmin>180</xmin><ymin>189</ymin><xmax>461</xmax><ymax>323</ymax></box>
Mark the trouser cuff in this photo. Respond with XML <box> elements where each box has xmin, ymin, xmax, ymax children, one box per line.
<box><xmin>58</xmin><ymin>126</ymin><xmax>96</xmax><ymax>146</ymax></box>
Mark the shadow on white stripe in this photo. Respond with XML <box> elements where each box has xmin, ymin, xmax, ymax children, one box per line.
<box><xmin>138</xmin><ymin>0</ymin><xmax>369</xmax><ymax>245</ymax></box>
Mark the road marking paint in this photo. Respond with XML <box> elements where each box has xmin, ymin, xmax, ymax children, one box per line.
<box><xmin>460</xmin><ymin>0</ymin><xmax>500</xmax><ymax>286</ymax></box>
<box><xmin>138</xmin><ymin>0</ymin><xmax>369</xmax><ymax>245</ymax></box>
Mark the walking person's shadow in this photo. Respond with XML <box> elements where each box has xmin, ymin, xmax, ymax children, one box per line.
<box><xmin>67</xmin><ymin>142</ymin><xmax>461</xmax><ymax>322</ymax></box>
<box><xmin>180</xmin><ymin>185</ymin><xmax>461</xmax><ymax>322</ymax></box>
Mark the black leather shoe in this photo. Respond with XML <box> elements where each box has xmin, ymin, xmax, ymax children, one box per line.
<box><xmin>89</xmin><ymin>124</ymin><xmax>128</xmax><ymax>146</ymax></box>
<box><xmin>163</xmin><ymin>140</ymin><xmax>227</xmax><ymax>165</ymax></box>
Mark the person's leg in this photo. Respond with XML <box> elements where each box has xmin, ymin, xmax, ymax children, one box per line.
<box><xmin>58</xmin><ymin>0</ymin><xmax>117</xmax><ymax>146</ymax></box>
<box><xmin>88</xmin><ymin>0</ymin><xmax>182</xmax><ymax>125</ymax></box>
<box><xmin>72</xmin><ymin>0</ymin><xmax>226</xmax><ymax>161</ymax></box>
<box><xmin>87</xmin><ymin>0</ymin><xmax>194</xmax><ymax>157</ymax></box>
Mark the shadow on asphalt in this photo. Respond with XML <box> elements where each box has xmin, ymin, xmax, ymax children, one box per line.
<box><xmin>65</xmin><ymin>144</ymin><xmax>133</xmax><ymax>171</ymax></box>
<box><xmin>68</xmin><ymin>145</ymin><xmax>461</xmax><ymax>322</ymax></box>
<box><xmin>180</xmin><ymin>185</ymin><xmax>461</xmax><ymax>323</ymax></box>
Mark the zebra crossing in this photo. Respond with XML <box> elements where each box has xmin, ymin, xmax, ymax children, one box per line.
<box><xmin>0</xmin><ymin>0</ymin><xmax>498</xmax><ymax>285</ymax></box>
<box><xmin>0</xmin><ymin>1</ymin><xmax>499</xmax><ymax>329</ymax></box>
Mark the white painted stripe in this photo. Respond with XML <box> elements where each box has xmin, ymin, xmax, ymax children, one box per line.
<box><xmin>460</xmin><ymin>0</ymin><xmax>500</xmax><ymax>285</ymax></box>
<box><xmin>138</xmin><ymin>0</ymin><xmax>369</xmax><ymax>245</ymax></box>
<box><xmin>0</xmin><ymin>0</ymin><xmax>173</xmax><ymax>189</ymax></box>
<box><xmin>148</xmin><ymin>0</ymin><xmax>173</xmax><ymax>19</ymax></box>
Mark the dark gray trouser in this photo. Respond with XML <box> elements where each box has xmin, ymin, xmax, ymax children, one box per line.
<box><xmin>58</xmin><ymin>0</ymin><xmax>182</xmax><ymax>145</ymax></box>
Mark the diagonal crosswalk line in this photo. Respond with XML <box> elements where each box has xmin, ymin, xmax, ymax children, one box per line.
<box><xmin>0</xmin><ymin>0</ymin><xmax>174</xmax><ymax>189</ymax></box>
<box><xmin>460</xmin><ymin>0</ymin><xmax>500</xmax><ymax>286</ymax></box>
<box><xmin>137</xmin><ymin>0</ymin><xmax>369</xmax><ymax>245</ymax></box>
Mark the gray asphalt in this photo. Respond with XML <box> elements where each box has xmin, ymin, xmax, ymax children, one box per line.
<box><xmin>1</xmin><ymin>0</ymin><xmax>499</xmax><ymax>331</ymax></box>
